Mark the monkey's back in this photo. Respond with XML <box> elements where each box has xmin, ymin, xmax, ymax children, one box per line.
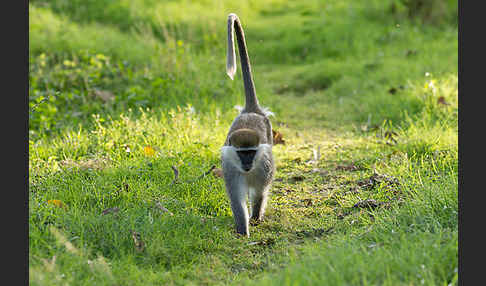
<box><xmin>224</xmin><ymin>112</ymin><xmax>273</xmax><ymax>146</ymax></box>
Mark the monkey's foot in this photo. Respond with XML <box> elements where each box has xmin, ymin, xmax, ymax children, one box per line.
<box><xmin>235</xmin><ymin>231</ymin><xmax>249</xmax><ymax>238</ymax></box>
<box><xmin>249</xmin><ymin>217</ymin><xmax>264</xmax><ymax>226</ymax></box>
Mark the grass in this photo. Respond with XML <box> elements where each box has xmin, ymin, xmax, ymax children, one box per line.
<box><xmin>29</xmin><ymin>0</ymin><xmax>458</xmax><ymax>285</ymax></box>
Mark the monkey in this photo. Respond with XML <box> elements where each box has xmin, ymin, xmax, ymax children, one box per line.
<box><xmin>221</xmin><ymin>13</ymin><xmax>275</xmax><ymax>237</ymax></box>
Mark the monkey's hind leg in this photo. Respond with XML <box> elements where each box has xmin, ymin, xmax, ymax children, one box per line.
<box><xmin>249</xmin><ymin>186</ymin><xmax>270</xmax><ymax>225</ymax></box>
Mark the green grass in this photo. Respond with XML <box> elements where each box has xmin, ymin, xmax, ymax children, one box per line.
<box><xmin>29</xmin><ymin>0</ymin><xmax>457</xmax><ymax>285</ymax></box>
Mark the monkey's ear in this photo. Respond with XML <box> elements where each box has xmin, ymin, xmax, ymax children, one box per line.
<box><xmin>229</xmin><ymin>129</ymin><xmax>259</xmax><ymax>147</ymax></box>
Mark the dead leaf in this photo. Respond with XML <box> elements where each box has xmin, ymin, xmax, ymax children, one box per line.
<box><xmin>130</xmin><ymin>230</ymin><xmax>145</xmax><ymax>252</ymax></box>
<box><xmin>353</xmin><ymin>199</ymin><xmax>381</xmax><ymax>209</ymax></box>
<box><xmin>189</xmin><ymin>165</ymin><xmax>216</xmax><ymax>182</ymax></box>
<box><xmin>115</xmin><ymin>183</ymin><xmax>130</xmax><ymax>195</ymax></box>
<box><xmin>155</xmin><ymin>202</ymin><xmax>174</xmax><ymax>216</ymax></box>
<box><xmin>346</xmin><ymin>187</ymin><xmax>360</xmax><ymax>194</ymax></box>
<box><xmin>247</xmin><ymin>238</ymin><xmax>275</xmax><ymax>247</ymax></box>
<box><xmin>380</xmin><ymin>130</ymin><xmax>398</xmax><ymax>144</ymax></box>
<box><xmin>295</xmin><ymin>227</ymin><xmax>333</xmax><ymax>238</ymax></box>
<box><xmin>91</xmin><ymin>90</ymin><xmax>115</xmax><ymax>102</ymax></box>
<box><xmin>60</xmin><ymin>156</ymin><xmax>110</xmax><ymax>171</ymax></box>
<box><xmin>357</xmin><ymin>173</ymin><xmax>399</xmax><ymax>190</ymax></box>
<box><xmin>311</xmin><ymin>188</ymin><xmax>330</xmax><ymax>197</ymax></box>
<box><xmin>336</xmin><ymin>163</ymin><xmax>359</xmax><ymax>171</ymax></box>
<box><xmin>272</xmin><ymin>129</ymin><xmax>286</xmax><ymax>145</ymax></box>
<box><xmin>49</xmin><ymin>226</ymin><xmax>78</xmax><ymax>254</ymax></box>
<box><xmin>284</xmin><ymin>188</ymin><xmax>295</xmax><ymax>194</ymax></box>
<box><xmin>406</xmin><ymin>50</ymin><xmax>417</xmax><ymax>57</ymax></box>
<box><xmin>170</xmin><ymin>165</ymin><xmax>179</xmax><ymax>184</ymax></box>
<box><xmin>311</xmin><ymin>146</ymin><xmax>321</xmax><ymax>164</ymax></box>
<box><xmin>143</xmin><ymin>146</ymin><xmax>156</xmax><ymax>157</ymax></box>
<box><xmin>289</xmin><ymin>174</ymin><xmax>305</xmax><ymax>183</ymax></box>
<box><xmin>87</xmin><ymin>255</ymin><xmax>113</xmax><ymax>278</ymax></box>
<box><xmin>41</xmin><ymin>255</ymin><xmax>57</xmax><ymax>272</ymax></box>
<box><xmin>337</xmin><ymin>211</ymin><xmax>351</xmax><ymax>220</ymax></box>
<box><xmin>101</xmin><ymin>207</ymin><xmax>119</xmax><ymax>215</ymax></box>
<box><xmin>306</xmin><ymin>146</ymin><xmax>321</xmax><ymax>165</ymax></box>
<box><xmin>212</xmin><ymin>168</ymin><xmax>223</xmax><ymax>178</ymax></box>
<box><xmin>47</xmin><ymin>199</ymin><xmax>67</xmax><ymax>210</ymax></box>
<box><xmin>302</xmin><ymin>198</ymin><xmax>313</xmax><ymax>207</ymax></box>
<box><xmin>437</xmin><ymin>96</ymin><xmax>450</xmax><ymax>106</ymax></box>
<box><xmin>291</xmin><ymin>157</ymin><xmax>302</xmax><ymax>163</ymax></box>
<box><xmin>384</xmin><ymin>131</ymin><xmax>398</xmax><ymax>140</ymax></box>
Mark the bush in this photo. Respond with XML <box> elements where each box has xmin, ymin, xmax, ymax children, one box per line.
<box><xmin>393</xmin><ymin>0</ymin><xmax>457</xmax><ymax>25</ymax></box>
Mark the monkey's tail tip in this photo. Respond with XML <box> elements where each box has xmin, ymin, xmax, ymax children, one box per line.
<box><xmin>226</xmin><ymin>13</ymin><xmax>238</xmax><ymax>80</ymax></box>
<box><xmin>226</xmin><ymin>69</ymin><xmax>235</xmax><ymax>80</ymax></box>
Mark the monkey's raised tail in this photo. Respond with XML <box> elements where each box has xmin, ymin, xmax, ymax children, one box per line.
<box><xmin>227</xmin><ymin>13</ymin><xmax>260</xmax><ymax>113</ymax></box>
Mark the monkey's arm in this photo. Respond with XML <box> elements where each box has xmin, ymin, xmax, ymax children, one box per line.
<box><xmin>221</xmin><ymin>158</ymin><xmax>250</xmax><ymax>236</ymax></box>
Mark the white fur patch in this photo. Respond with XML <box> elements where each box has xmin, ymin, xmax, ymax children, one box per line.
<box><xmin>234</xmin><ymin>105</ymin><xmax>244</xmax><ymax>112</ymax></box>
<box><xmin>221</xmin><ymin>146</ymin><xmax>244</xmax><ymax>173</ymax></box>
<box><xmin>233</xmin><ymin>105</ymin><xmax>274</xmax><ymax>118</ymax></box>
<box><xmin>260</xmin><ymin>106</ymin><xmax>275</xmax><ymax>117</ymax></box>
<box><xmin>227</xmin><ymin>14</ymin><xmax>237</xmax><ymax>80</ymax></box>
<box><xmin>254</xmin><ymin>144</ymin><xmax>271</xmax><ymax>162</ymax></box>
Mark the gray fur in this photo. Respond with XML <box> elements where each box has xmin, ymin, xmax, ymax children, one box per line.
<box><xmin>226</xmin><ymin>13</ymin><xmax>260</xmax><ymax>113</ymax></box>
<box><xmin>221</xmin><ymin>143</ymin><xmax>274</xmax><ymax>237</ymax></box>
<box><xmin>221</xmin><ymin>13</ymin><xmax>275</xmax><ymax>237</ymax></box>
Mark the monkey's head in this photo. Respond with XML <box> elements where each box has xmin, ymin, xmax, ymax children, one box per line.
<box><xmin>229</xmin><ymin>128</ymin><xmax>260</xmax><ymax>172</ymax></box>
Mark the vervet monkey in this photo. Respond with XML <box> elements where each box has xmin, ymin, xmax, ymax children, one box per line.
<box><xmin>221</xmin><ymin>13</ymin><xmax>275</xmax><ymax>237</ymax></box>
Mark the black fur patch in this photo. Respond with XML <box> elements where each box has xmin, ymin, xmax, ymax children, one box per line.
<box><xmin>237</xmin><ymin>150</ymin><xmax>257</xmax><ymax>171</ymax></box>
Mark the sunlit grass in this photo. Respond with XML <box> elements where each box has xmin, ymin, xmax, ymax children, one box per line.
<box><xmin>29</xmin><ymin>0</ymin><xmax>457</xmax><ymax>285</ymax></box>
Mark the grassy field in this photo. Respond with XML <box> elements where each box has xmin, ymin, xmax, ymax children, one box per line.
<box><xmin>29</xmin><ymin>0</ymin><xmax>458</xmax><ymax>285</ymax></box>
